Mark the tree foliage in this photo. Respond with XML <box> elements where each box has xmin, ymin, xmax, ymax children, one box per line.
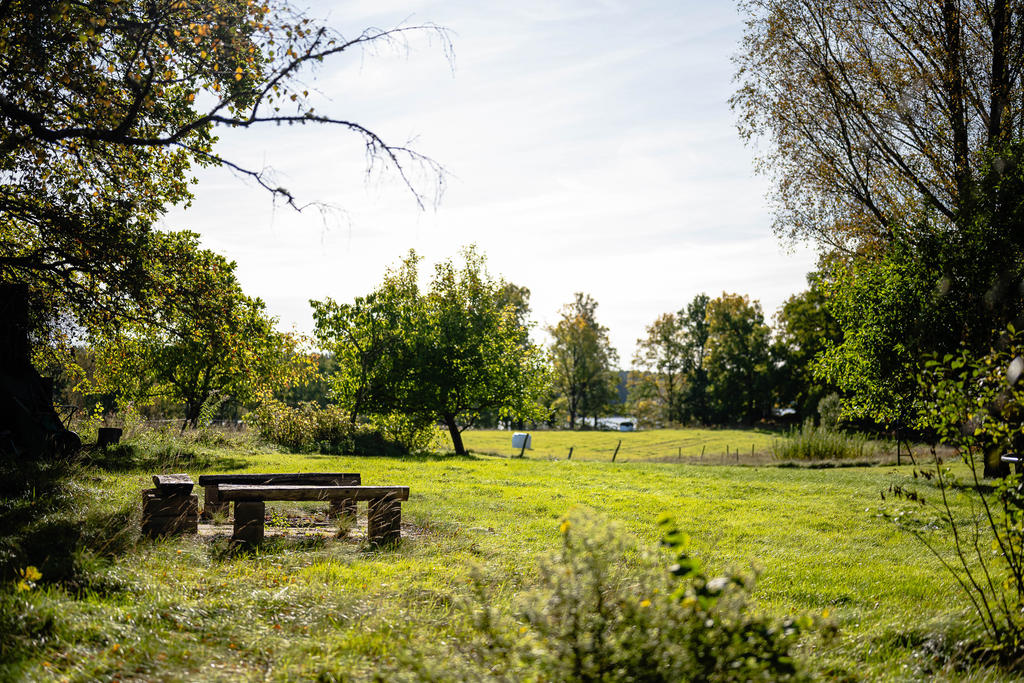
<box><xmin>706</xmin><ymin>293</ymin><xmax>771</xmax><ymax>424</ymax></box>
<box><xmin>734</xmin><ymin>0</ymin><xmax>1024</xmax><ymax>252</ymax></box>
<box><xmin>0</xmin><ymin>0</ymin><xmax>445</xmax><ymax>341</ymax></box>
<box><xmin>630</xmin><ymin>313</ymin><xmax>688</xmax><ymax>426</ymax></box>
<box><xmin>86</xmin><ymin>231</ymin><xmax>308</xmax><ymax>427</ymax></box>
<box><xmin>629</xmin><ymin>294</ymin><xmax>715</xmax><ymax>426</ymax></box>
<box><xmin>736</xmin><ymin>0</ymin><xmax>1024</xmax><ymax>427</ymax></box>
<box><xmin>772</xmin><ymin>273</ymin><xmax>842</xmax><ymax>420</ymax></box>
<box><xmin>312</xmin><ymin>247</ymin><xmax>548</xmax><ymax>455</ymax></box>
<box><xmin>548</xmin><ymin>293</ymin><xmax>620</xmax><ymax>430</ymax></box>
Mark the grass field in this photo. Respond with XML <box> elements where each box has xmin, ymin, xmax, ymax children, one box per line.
<box><xmin>460</xmin><ymin>427</ymin><xmax>782</xmax><ymax>462</ymax></box>
<box><xmin>0</xmin><ymin>433</ymin><xmax>1003</xmax><ymax>681</ymax></box>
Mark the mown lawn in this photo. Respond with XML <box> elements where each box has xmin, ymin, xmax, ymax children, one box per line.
<box><xmin>0</xmin><ymin>436</ymin><xmax>1002</xmax><ymax>681</ymax></box>
<box><xmin>460</xmin><ymin>427</ymin><xmax>781</xmax><ymax>462</ymax></box>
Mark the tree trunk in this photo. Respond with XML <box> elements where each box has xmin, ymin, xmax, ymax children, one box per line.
<box><xmin>0</xmin><ymin>284</ymin><xmax>81</xmax><ymax>462</ymax></box>
<box><xmin>444</xmin><ymin>413</ymin><xmax>466</xmax><ymax>455</ymax></box>
<box><xmin>987</xmin><ymin>0</ymin><xmax>1009</xmax><ymax>145</ymax></box>
<box><xmin>943</xmin><ymin>0</ymin><xmax>971</xmax><ymax>217</ymax></box>
<box><xmin>182</xmin><ymin>399</ymin><xmax>202</xmax><ymax>432</ymax></box>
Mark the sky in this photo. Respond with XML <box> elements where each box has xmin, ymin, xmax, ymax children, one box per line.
<box><xmin>161</xmin><ymin>0</ymin><xmax>819</xmax><ymax>362</ymax></box>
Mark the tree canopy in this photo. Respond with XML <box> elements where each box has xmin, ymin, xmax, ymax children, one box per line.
<box><xmin>548</xmin><ymin>293</ymin><xmax>620</xmax><ymax>430</ymax></box>
<box><xmin>85</xmin><ymin>231</ymin><xmax>308</xmax><ymax>428</ymax></box>
<box><xmin>0</xmin><ymin>0</ymin><xmax>444</xmax><ymax>335</ymax></box>
<box><xmin>312</xmin><ymin>247</ymin><xmax>548</xmax><ymax>455</ymax></box>
<box><xmin>733</xmin><ymin>0</ymin><xmax>1024</xmax><ymax>252</ymax></box>
<box><xmin>706</xmin><ymin>293</ymin><xmax>771</xmax><ymax>424</ymax></box>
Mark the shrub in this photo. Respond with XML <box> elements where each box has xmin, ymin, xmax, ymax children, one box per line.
<box><xmin>410</xmin><ymin>511</ymin><xmax>822</xmax><ymax>681</ymax></box>
<box><xmin>245</xmin><ymin>401</ymin><xmax>439</xmax><ymax>455</ymax></box>
<box><xmin>817</xmin><ymin>392</ymin><xmax>843</xmax><ymax>430</ymax></box>
<box><xmin>896</xmin><ymin>328</ymin><xmax>1024</xmax><ymax>663</ymax></box>
<box><xmin>772</xmin><ymin>419</ymin><xmax>879</xmax><ymax>461</ymax></box>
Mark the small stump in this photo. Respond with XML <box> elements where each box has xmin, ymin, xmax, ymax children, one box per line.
<box><xmin>142</xmin><ymin>474</ymin><xmax>198</xmax><ymax>538</ymax></box>
<box><xmin>97</xmin><ymin>427</ymin><xmax>123</xmax><ymax>448</ymax></box>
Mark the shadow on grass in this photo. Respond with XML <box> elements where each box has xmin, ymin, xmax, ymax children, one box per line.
<box><xmin>83</xmin><ymin>443</ymin><xmax>247</xmax><ymax>473</ymax></box>
<box><xmin>302</xmin><ymin>451</ymin><xmax>481</xmax><ymax>463</ymax></box>
<box><xmin>0</xmin><ymin>455</ymin><xmax>139</xmax><ymax>587</ymax></box>
<box><xmin>206</xmin><ymin>532</ymin><xmax>409</xmax><ymax>562</ymax></box>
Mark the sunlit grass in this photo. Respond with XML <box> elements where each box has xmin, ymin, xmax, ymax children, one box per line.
<box><xmin>0</xmin><ymin>438</ymin><xmax>997</xmax><ymax>680</ymax></box>
<box><xmin>459</xmin><ymin>427</ymin><xmax>779</xmax><ymax>463</ymax></box>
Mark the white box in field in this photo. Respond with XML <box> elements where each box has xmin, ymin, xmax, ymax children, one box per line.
<box><xmin>511</xmin><ymin>432</ymin><xmax>532</xmax><ymax>450</ymax></box>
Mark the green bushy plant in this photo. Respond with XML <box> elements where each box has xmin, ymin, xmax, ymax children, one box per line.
<box><xmin>245</xmin><ymin>400</ymin><xmax>353</xmax><ymax>452</ymax></box>
<box><xmin>896</xmin><ymin>327</ymin><xmax>1024</xmax><ymax>663</ymax></box>
<box><xmin>411</xmin><ymin>510</ymin><xmax>823</xmax><ymax>681</ymax></box>
<box><xmin>772</xmin><ymin>419</ymin><xmax>879</xmax><ymax>461</ymax></box>
<box><xmin>245</xmin><ymin>401</ymin><xmax>438</xmax><ymax>455</ymax></box>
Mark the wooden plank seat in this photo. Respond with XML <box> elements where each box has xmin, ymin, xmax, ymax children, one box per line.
<box><xmin>217</xmin><ymin>484</ymin><xmax>410</xmax><ymax>545</ymax></box>
<box><xmin>198</xmin><ymin>472</ymin><xmax>360</xmax><ymax>520</ymax></box>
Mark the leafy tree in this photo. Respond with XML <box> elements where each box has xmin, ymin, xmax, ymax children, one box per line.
<box><xmin>312</xmin><ymin>247</ymin><xmax>548</xmax><ymax>455</ymax></box>
<box><xmin>548</xmin><ymin>293</ymin><xmax>620</xmax><ymax>430</ymax></box>
<box><xmin>706</xmin><ymin>293</ymin><xmax>771</xmax><ymax>424</ymax></box>
<box><xmin>735</xmin><ymin>1</ymin><xmax>1024</xmax><ymax>429</ymax></box>
<box><xmin>88</xmin><ymin>231</ymin><xmax>309</xmax><ymax>428</ymax></box>
<box><xmin>733</xmin><ymin>0</ymin><xmax>1024</xmax><ymax>252</ymax></box>
<box><xmin>2</xmin><ymin>0</ymin><xmax>444</xmax><ymax>326</ymax></box>
<box><xmin>771</xmin><ymin>273</ymin><xmax>842</xmax><ymax>420</ymax></box>
<box><xmin>630</xmin><ymin>314</ymin><xmax>689</xmax><ymax>426</ymax></box>
<box><xmin>679</xmin><ymin>294</ymin><xmax>712</xmax><ymax>424</ymax></box>
<box><xmin>0</xmin><ymin>0</ymin><xmax>444</xmax><ymax>458</ymax></box>
<box><xmin>311</xmin><ymin>255</ymin><xmax>422</xmax><ymax>428</ymax></box>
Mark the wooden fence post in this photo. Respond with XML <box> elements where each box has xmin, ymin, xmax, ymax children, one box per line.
<box><xmin>612</xmin><ymin>440</ymin><xmax>621</xmax><ymax>462</ymax></box>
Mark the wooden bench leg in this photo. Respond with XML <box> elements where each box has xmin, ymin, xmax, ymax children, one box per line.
<box><xmin>202</xmin><ymin>485</ymin><xmax>230</xmax><ymax>520</ymax></box>
<box><xmin>328</xmin><ymin>498</ymin><xmax>357</xmax><ymax>519</ymax></box>
<box><xmin>233</xmin><ymin>501</ymin><xmax>265</xmax><ymax>544</ymax></box>
<box><xmin>367</xmin><ymin>494</ymin><xmax>401</xmax><ymax>545</ymax></box>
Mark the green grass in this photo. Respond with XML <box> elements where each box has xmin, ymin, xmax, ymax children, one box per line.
<box><xmin>0</xmin><ymin>433</ymin><xmax>1006</xmax><ymax>680</ymax></box>
<box><xmin>460</xmin><ymin>427</ymin><xmax>780</xmax><ymax>463</ymax></box>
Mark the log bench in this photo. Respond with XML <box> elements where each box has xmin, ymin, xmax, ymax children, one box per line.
<box><xmin>198</xmin><ymin>472</ymin><xmax>360</xmax><ymax>520</ymax></box>
<box><xmin>217</xmin><ymin>484</ymin><xmax>410</xmax><ymax>545</ymax></box>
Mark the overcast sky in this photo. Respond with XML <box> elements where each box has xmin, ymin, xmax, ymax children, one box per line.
<box><xmin>161</xmin><ymin>0</ymin><xmax>819</xmax><ymax>362</ymax></box>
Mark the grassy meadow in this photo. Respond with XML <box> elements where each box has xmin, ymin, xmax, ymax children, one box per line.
<box><xmin>460</xmin><ymin>427</ymin><xmax>781</xmax><ymax>463</ymax></box>
<box><xmin>0</xmin><ymin>431</ymin><xmax>1004</xmax><ymax>681</ymax></box>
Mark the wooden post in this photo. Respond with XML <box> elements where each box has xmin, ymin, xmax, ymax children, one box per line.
<box><xmin>202</xmin><ymin>484</ymin><xmax>229</xmax><ymax>520</ymax></box>
<box><xmin>329</xmin><ymin>498</ymin><xmax>357</xmax><ymax>519</ymax></box>
<box><xmin>567</xmin><ymin>447</ymin><xmax>573</xmax><ymax>460</ymax></box>
<box><xmin>141</xmin><ymin>489</ymin><xmax>198</xmax><ymax>537</ymax></box>
<box><xmin>367</xmin><ymin>494</ymin><xmax>402</xmax><ymax>545</ymax></box>
<box><xmin>518</xmin><ymin>439</ymin><xmax>528</xmax><ymax>458</ymax></box>
<box><xmin>678</xmin><ymin>447</ymin><xmax>682</xmax><ymax>461</ymax></box>
<box><xmin>233</xmin><ymin>501</ymin><xmax>265</xmax><ymax>545</ymax></box>
<box><xmin>612</xmin><ymin>439</ymin><xmax>621</xmax><ymax>462</ymax></box>
<box><xmin>700</xmin><ymin>445</ymin><xmax>705</xmax><ymax>460</ymax></box>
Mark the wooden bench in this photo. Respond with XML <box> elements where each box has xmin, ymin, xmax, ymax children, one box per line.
<box><xmin>218</xmin><ymin>484</ymin><xmax>409</xmax><ymax>545</ymax></box>
<box><xmin>198</xmin><ymin>472</ymin><xmax>360</xmax><ymax>519</ymax></box>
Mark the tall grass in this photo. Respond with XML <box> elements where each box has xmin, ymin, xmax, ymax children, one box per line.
<box><xmin>771</xmin><ymin>420</ymin><xmax>880</xmax><ymax>461</ymax></box>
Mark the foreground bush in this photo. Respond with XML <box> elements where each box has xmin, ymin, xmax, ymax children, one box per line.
<box><xmin>899</xmin><ymin>329</ymin><xmax>1024</xmax><ymax>664</ymax></box>
<box><xmin>408</xmin><ymin>511</ymin><xmax>823</xmax><ymax>681</ymax></box>
<box><xmin>772</xmin><ymin>419</ymin><xmax>879</xmax><ymax>461</ymax></box>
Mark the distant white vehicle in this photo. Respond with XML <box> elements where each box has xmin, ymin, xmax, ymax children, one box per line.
<box><xmin>618</xmin><ymin>421</ymin><xmax>635</xmax><ymax>432</ymax></box>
